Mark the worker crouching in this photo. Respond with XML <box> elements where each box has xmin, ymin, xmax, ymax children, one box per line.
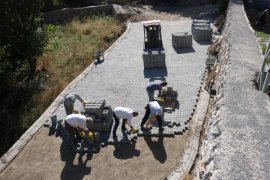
<box><xmin>141</xmin><ymin>101</ymin><xmax>164</xmax><ymax>132</ymax></box>
<box><xmin>65</xmin><ymin>113</ymin><xmax>93</xmax><ymax>144</ymax></box>
<box><xmin>64</xmin><ymin>93</ymin><xmax>86</xmax><ymax>115</ymax></box>
<box><xmin>112</xmin><ymin>107</ymin><xmax>139</xmax><ymax>138</ymax></box>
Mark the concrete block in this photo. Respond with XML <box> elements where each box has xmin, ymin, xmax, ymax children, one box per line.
<box><xmin>172</xmin><ymin>32</ymin><xmax>192</xmax><ymax>48</ymax></box>
<box><xmin>143</xmin><ymin>48</ymin><xmax>166</xmax><ymax>68</ymax></box>
<box><xmin>193</xmin><ymin>27</ymin><xmax>213</xmax><ymax>42</ymax></box>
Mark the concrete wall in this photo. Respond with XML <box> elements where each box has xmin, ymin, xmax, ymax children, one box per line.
<box><xmin>195</xmin><ymin>0</ymin><xmax>270</xmax><ymax>179</ymax></box>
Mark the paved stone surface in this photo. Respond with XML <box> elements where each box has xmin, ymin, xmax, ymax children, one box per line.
<box><xmin>52</xmin><ymin>20</ymin><xmax>209</xmax><ymax>143</ymax></box>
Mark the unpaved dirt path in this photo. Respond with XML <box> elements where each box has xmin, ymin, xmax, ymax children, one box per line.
<box><xmin>0</xmin><ymin>127</ymin><xmax>187</xmax><ymax>180</ymax></box>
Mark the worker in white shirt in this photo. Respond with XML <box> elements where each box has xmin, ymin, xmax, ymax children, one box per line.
<box><xmin>141</xmin><ymin>101</ymin><xmax>164</xmax><ymax>131</ymax></box>
<box><xmin>112</xmin><ymin>107</ymin><xmax>139</xmax><ymax>138</ymax></box>
<box><xmin>64</xmin><ymin>93</ymin><xmax>86</xmax><ymax>115</ymax></box>
<box><xmin>65</xmin><ymin>113</ymin><xmax>93</xmax><ymax>144</ymax></box>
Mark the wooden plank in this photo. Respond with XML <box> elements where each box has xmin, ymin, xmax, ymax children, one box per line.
<box><xmin>205</xmin><ymin>65</ymin><xmax>217</xmax><ymax>90</ymax></box>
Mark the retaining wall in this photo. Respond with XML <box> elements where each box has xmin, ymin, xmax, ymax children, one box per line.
<box><xmin>42</xmin><ymin>4</ymin><xmax>114</xmax><ymax>24</ymax></box>
<box><xmin>195</xmin><ymin>0</ymin><xmax>270</xmax><ymax>179</ymax></box>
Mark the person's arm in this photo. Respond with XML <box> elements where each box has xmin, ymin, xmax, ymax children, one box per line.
<box><xmin>74</xmin><ymin>94</ymin><xmax>85</xmax><ymax>104</ymax></box>
<box><xmin>127</xmin><ymin>116</ymin><xmax>132</xmax><ymax>128</ymax></box>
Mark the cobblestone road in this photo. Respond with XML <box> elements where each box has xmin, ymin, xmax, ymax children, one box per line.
<box><xmin>53</xmin><ymin>20</ymin><xmax>209</xmax><ymax>141</ymax></box>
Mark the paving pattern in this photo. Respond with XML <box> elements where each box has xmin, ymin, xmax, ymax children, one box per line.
<box><xmin>51</xmin><ymin>20</ymin><xmax>210</xmax><ymax>143</ymax></box>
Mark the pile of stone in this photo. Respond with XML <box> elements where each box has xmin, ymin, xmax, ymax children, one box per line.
<box><xmin>161</xmin><ymin>87</ymin><xmax>178</xmax><ymax>103</ymax></box>
<box><xmin>172</xmin><ymin>32</ymin><xmax>192</xmax><ymax>48</ymax></box>
<box><xmin>192</xmin><ymin>19</ymin><xmax>213</xmax><ymax>41</ymax></box>
<box><xmin>81</xmin><ymin>99</ymin><xmax>113</xmax><ymax>132</ymax></box>
<box><xmin>143</xmin><ymin>49</ymin><xmax>166</xmax><ymax>68</ymax></box>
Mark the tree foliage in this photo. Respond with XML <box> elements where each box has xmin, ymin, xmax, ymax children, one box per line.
<box><xmin>0</xmin><ymin>0</ymin><xmax>48</xmax><ymax>85</ymax></box>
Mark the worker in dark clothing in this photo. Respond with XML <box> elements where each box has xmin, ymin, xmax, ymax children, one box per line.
<box><xmin>146</xmin><ymin>81</ymin><xmax>167</xmax><ymax>101</ymax></box>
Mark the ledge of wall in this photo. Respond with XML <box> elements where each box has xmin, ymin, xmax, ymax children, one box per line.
<box><xmin>195</xmin><ymin>0</ymin><xmax>270</xmax><ymax>179</ymax></box>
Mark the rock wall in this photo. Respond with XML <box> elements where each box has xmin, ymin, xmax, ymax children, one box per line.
<box><xmin>42</xmin><ymin>4</ymin><xmax>114</xmax><ymax>24</ymax></box>
<box><xmin>195</xmin><ymin>0</ymin><xmax>270</xmax><ymax>179</ymax></box>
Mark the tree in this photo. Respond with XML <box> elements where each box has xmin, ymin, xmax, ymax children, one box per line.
<box><xmin>0</xmin><ymin>0</ymin><xmax>48</xmax><ymax>85</ymax></box>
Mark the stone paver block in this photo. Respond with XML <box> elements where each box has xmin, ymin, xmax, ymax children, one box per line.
<box><xmin>172</xmin><ymin>32</ymin><xmax>193</xmax><ymax>48</ymax></box>
<box><xmin>143</xmin><ymin>48</ymin><xmax>166</xmax><ymax>68</ymax></box>
<box><xmin>193</xmin><ymin>27</ymin><xmax>213</xmax><ymax>42</ymax></box>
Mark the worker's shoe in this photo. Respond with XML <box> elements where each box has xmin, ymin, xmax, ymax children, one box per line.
<box><xmin>159</xmin><ymin>127</ymin><xmax>164</xmax><ymax>133</ymax></box>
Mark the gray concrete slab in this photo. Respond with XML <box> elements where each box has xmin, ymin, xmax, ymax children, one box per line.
<box><xmin>52</xmin><ymin>20</ymin><xmax>209</xmax><ymax>143</ymax></box>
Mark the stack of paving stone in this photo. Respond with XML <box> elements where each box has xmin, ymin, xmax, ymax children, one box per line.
<box><xmin>81</xmin><ymin>99</ymin><xmax>113</xmax><ymax>132</ymax></box>
<box><xmin>192</xmin><ymin>19</ymin><xmax>213</xmax><ymax>41</ymax></box>
<box><xmin>172</xmin><ymin>32</ymin><xmax>192</xmax><ymax>48</ymax></box>
<box><xmin>143</xmin><ymin>48</ymin><xmax>166</xmax><ymax>68</ymax></box>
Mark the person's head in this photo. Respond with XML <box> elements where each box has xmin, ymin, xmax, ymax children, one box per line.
<box><xmin>133</xmin><ymin>111</ymin><xmax>139</xmax><ymax>117</ymax></box>
<box><xmin>161</xmin><ymin>81</ymin><xmax>167</xmax><ymax>87</ymax></box>
<box><xmin>86</xmin><ymin>117</ymin><xmax>93</xmax><ymax>128</ymax></box>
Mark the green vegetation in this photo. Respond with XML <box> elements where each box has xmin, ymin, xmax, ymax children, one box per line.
<box><xmin>255</xmin><ymin>31</ymin><xmax>270</xmax><ymax>42</ymax></box>
<box><xmin>0</xmin><ymin>15</ymin><xmax>124</xmax><ymax>156</ymax></box>
<box><xmin>0</xmin><ymin>0</ymin><xmax>48</xmax><ymax>156</ymax></box>
<box><xmin>255</xmin><ymin>31</ymin><xmax>270</xmax><ymax>63</ymax></box>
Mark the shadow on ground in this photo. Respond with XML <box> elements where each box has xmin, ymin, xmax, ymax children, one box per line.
<box><xmin>173</xmin><ymin>47</ymin><xmax>195</xmax><ymax>54</ymax></box>
<box><xmin>60</xmin><ymin>143</ymin><xmax>92</xmax><ymax>180</ymax></box>
<box><xmin>113</xmin><ymin>140</ymin><xmax>140</xmax><ymax>159</ymax></box>
<box><xmin>144</xmin><ymin>68</ymin><xmax>168</xmax><ymax>79</ymax></box>
<box><xmin>143</xmin><ymin>136</ymin><xmax>167</xmax><ymax>163</ymax></box>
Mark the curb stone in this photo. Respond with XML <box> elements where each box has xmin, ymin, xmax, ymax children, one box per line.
<box><xmin>167</xmin><ymin>90</ymin><xmax>210</xmax><ymax>180</ymax></box>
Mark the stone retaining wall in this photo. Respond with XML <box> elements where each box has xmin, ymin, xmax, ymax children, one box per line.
<box><xmin>42</xmin><ymin>4</ymin><xmax>114</xmax><ymax>24</ymax></box>
<box><xmin>194</xmin><ymin>0</ymin><xmax>270</xmax><ymax>179</ymax></box>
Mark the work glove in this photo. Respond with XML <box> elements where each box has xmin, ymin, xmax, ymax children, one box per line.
<box><xmin>130</xmin><ymin>127</ymin><xmax>138</xmax><ymax>134</ymax></box>
<box><xmin>87</xmin><ymin>132</ymin><xmax>94</xmax><ymax>144</ymax></box>
<box><xmin>79</xmin><ymin>131</ymin><xmax>86</xmax><ymax>138</ymax></box>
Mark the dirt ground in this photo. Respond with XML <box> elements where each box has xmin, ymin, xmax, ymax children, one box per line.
<box><xmin>0</xmin><ymin>126</ymin><xmax>188</xmax><ymax>180</ymax></box>
<box><xmin>0</xmin><ymin>3</ymin><xmax>218</xmax><ymax>180</ymax></box>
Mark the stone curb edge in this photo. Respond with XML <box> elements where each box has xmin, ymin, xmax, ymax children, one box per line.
<box><xmin>167</xmin><ymin>89</ymin><xmax>210</xmax><ymax>180</ymax></box>
<box><xmin>0</xmin><ymin>21</ymin><xmax>132</xmax><ymax>174</ymax></box>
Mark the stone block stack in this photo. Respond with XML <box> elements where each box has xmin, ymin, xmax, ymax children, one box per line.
<box><xmin>172</xmin><ymin>32</ymin><xmax>193</xmax><ymax>48</ymax></box>
<box><xmin>143</xmin><ymin>49</ymin><xmax>166</xmax><ymax>68</ymax></box>
<box><xmin>192</xmin><ymin>19</ymin><xmax>213</xmax><ymax>41</ymax></box>
<box><xmin>81</xmin><ymin>99</ymin><xmax>113</xmax><ymax>132</ymax></box>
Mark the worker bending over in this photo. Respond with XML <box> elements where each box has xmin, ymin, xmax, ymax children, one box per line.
<box><xmin>113</xmin><ymin>107</ymin><xmax>139</xmax><ymax>138</ymax></box>
<box><xmin>141</xmin><ymin>101</ymin><xmax>163</xmax><ymax>131</ymax></box>
<box><xmin>65</xmin><ymin>113</ymin><xmax>93</xmax><ymax>144</ymax></box>
<box><xmin>146</xmin><ymin>81</ymin><xmax>167</xmax><ymax>101</ymax></box>
<box><xmin>64</xmin><ymin>93</ymin><xmax>86</xmax><ymax>115</ymax></box>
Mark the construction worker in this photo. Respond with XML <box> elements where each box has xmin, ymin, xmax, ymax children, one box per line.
<box><xmin>146</xmin><ymin>81</ymin><xmax>167</xmax><ymax>101</ymax></box>
<box><xmin>141</xmin><ymin>101</ymin><xmax>164</xmax><ymax>131</ymax></box>
<box><xmin>112</xmin><ymin>107</ymin><xmax>139</xmax><ymax>138</ymax></box>
<box><xmin>64</xmin><ymin>93</ymin><xmax>86</xmax><ymax>115</ymax></box>
<box><xmin>65</xmin><ymin>113</ymin><xmax>93</xmax><ymax>144</ymax></box>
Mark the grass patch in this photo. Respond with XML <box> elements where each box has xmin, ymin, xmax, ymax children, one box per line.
<box><xmin>26</xmin><ymin>16</ymin><xmax>124</xmax><ymax>128</ymax></box>
<box><xmin>256</xmin><ymin>30</ymin><xmax>270</xmax><ymax>64</ymax></box>
<box><xmin>255</xmin><ymin>31</ymin><xmax>270</xmax><ymax>42</ymax></box>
